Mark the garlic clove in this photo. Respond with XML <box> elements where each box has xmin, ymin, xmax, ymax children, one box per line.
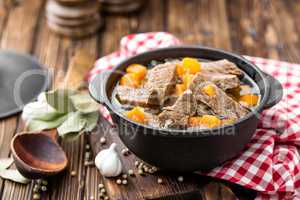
<box><xmin>95</xmin><ymin>143</ymin><xmax>123</xmax><ymax>177</ymax></box>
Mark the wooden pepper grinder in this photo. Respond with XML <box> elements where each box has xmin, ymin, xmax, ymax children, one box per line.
<box><xmin>100</xmin><ymin>0</ymin><xmax>145</xmax><ymax>14</ymax></box>
<box><xmin>46</xmin><ymin>0</ymin><xmax>104</xmax><ymax>38</ymax></box>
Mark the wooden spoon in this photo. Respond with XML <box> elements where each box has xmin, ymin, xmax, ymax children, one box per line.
<box><xmin>11</xmin><ymin>49</ymin><xmax>94</xmax><ymax>179</ymax></box>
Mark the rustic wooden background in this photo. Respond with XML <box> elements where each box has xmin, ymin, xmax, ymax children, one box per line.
<box><xmin>0</xmin><ymin>0</ymin><xmax>300</xmax><ymax>199</ymax></box>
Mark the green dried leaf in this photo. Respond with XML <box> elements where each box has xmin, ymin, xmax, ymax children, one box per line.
<box><xmin>0</xmin><ymin>158</ymin><xmax>13</xmax><ymax>171</ymax></box>
<box><xmin>61</xmin><ymin>131</ymin><xmax>84</xmax><ymax>142</ymax></box>
<box><xmin>27</xmin><ymin>114</ymin><xmax>69</xmax><ymax>131</ymax></box>
<box><xmin>57</xmin><ymin>112</ymin><xmax>86</xmax><ymax>137</ymax></box>
<box><xmin>45</xmin><ymin>89</ymin><xmax>75</xmax><ymax>113</ymax></box>
<box><xmin>70</xmin><ymin>93</ymin><xmax>99</xmax><ymax>113</ymax></box>
<box><xmin>0</xmin><ymin>169</ymin><xmax>30</xmax><ymax>184</ymax></box>
<box><xmin>84</xmin><ymin>112</ymin><xmax>99</xmax><ymax>132</ymax></box>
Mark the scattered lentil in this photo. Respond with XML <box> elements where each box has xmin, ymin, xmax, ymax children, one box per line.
<box><xmin>71</xmin><ymin>170</ymin><xmax>77</xmax><ymax>176</ymax></box>
<box><xmin>157</xmin><ymin>178</ymin><xmax>163</xmax><ymax>184</ymax></box>
<box><xmin>104</xmin><ymin>197</ymin><xmax>109</xmax><ymax>200</ymax></box>
<box><xmin>116</xmin><ymin>179</ymin><xmax>122</xmax><ymax>184</ymax></box>
<box><xmin>177</xmin><ymin>176</ymin><xmax>184</xmax><ymax>182</ymax></box>
<box><xmin>90</xmin><ymin>196</ymin><xmax>95</xmax><ymax>200</ymax></box>
<box><xmin>122</xmin><ymin>179</ymin><xmax>128</xmax><ymax>185</ymax></box>
<box><xmin>134</xmin><ymin>161</ymin><xmax>139</xmax><ymax>167</ymax></box>
<box><xmin>42</xmin><ymin>180</ymin><xmax>48</xmax><ymax>185</ymax></box>
<box><xmin>98</xmin><ymin>183</ymin><xmax>104</xmax><ymax>189</ymax></box>
<box><xmin>33</xmin><ymin>193</ymin><xmax>41</xmax><ymax>200</ymax></box>
<box><xmin>128</xmin><ymin>169</ymin><xmax>134</xmax><ymax>176</ymax></box>
<box><xmin>100</xmin><ymin>188</ymin><xmax>106</xmax><ymax>194</ymax></box>
<box><xmin>33</xmin><ymin>186</ymin><xmax>39</xmax><ymax>193</ymax></box>
<box><xmin>41</xmin><ymin>186</ymin><xmax>47</xmax><ymax>192</ymax></box>
<box><xmin>85</xmin><ymin>144</ymin><xmax>90</xmax><ymax>150</ymax></box>
<box><xmin>85</xmin><ymin>152</ymin><xmax>91</xmax><ymax>160</ymax></box>
<box><xmin>122</xmin><ymin>174</ymin><xmax>128</xmax><ymax>179</ymax></box>
<box><xmin>84</xmin><ymin>161</ymin><xmax>94</xmax><ymax>166</ymax></box>
<box><xmin>138</xmin><ymin>163</ymin><xmax>143</xmax><ymax>169</ymax></box>
<box><xmin>138</xmin><ymin>169</ymin><xmax>144</xmax><ymax>176</ymax></box>
<box><xmin>100</xmin><ymin>137</ymin><xmax>106</xmax><ymax>144</ymax></box>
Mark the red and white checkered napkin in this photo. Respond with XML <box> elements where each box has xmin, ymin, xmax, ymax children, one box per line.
<box><xmin>88</xmin><ymin>32</ymin><xmax>300</xmax><ymax>200</ymax></box>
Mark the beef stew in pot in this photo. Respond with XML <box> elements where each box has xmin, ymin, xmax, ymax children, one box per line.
<box><xmin>112</xmin><ymin>58</ymin><xmax>260</xmax><ymax>129</ymax></box>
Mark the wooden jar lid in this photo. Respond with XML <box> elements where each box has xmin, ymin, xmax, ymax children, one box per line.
<box><xmin>46</xmin><ymin>0</ymin><xmax>103</xmax><ymax>38</ymax></box>
<box><xmin>100</xmin><ymin>0</ymin><xmax>145</xmax><ymax>14</ymax></box>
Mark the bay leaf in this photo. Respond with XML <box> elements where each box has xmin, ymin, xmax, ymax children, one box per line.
<box><xmin>70</xmin><ymin>93</ymin><xmax>99</xmax><ymax>114</ymax></box>
<box><xmin>0</xmin><ymin>169</ymin><xmax>30</xmax><ymax>184</ymax></box>
<box><xmin>45</xmin><ymin>89</ymin><xmax>75</xmax><ymax>113</ymax></box>
<box><xmin>0</xmin><ymin>158</ymin><xmax>13</xmax><ymax>171</ymax></box>
<box><xmin>84</xmin><ymin>111</ymin><xmax>99</xmax><ymax>132</ymax></box>
<box><xmin>27</xmin><ymin>113</ymin><xmax>69</xmax><ymax>131</ymax></box>
<box><xmin>61</xmin><ymin>131</ymin><xmax>84</xmax><ymax>142</ymax></box>
<box><xmin>57</xmin><ymin>112</ymin><xmax>86</xmax><ymax>137</ymax></box>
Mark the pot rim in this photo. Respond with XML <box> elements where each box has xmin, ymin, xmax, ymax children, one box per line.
<box><xmin>95</xmin><ymin>45</ymin><xmax>270</xmax><ymax>136</ymax></box>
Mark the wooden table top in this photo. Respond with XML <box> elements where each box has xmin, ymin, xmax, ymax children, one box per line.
<box><xmin>0</xmin><ymin>0</ymin><xmax>300</xmax><ymax>199</ymax></box>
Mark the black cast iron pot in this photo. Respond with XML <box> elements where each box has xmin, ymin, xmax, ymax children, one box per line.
<box><xmin>89</xmin><ymin>46</ymin><xmax>283</xmax><ymax>172</ymax></box>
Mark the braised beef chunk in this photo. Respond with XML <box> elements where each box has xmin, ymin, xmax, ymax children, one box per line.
<box><xmin>116</xmin><ymin>86</ymin><xmax>159</xmax><ymax>106</ymax></box>
<box><xmin>196</xmin><ymin>102</ymin><xmax>214</xmax><ymax>116</ymax></box>
<box><xmin>191</xmin><ymin>77</ymin><xmax>249</xmax><ymax>119</ymax></box>
<box><xmin>200</xmin><ymin>72</ymin><xmax>240</xmax><ymax>90</ymax></box>
<box><xmin>202</xmin><ymin>59</ymin><xmax>243</xmax><ymax>76</ymax></box>
<box><xmin>144</xmin><ymin>62</ymin><xmax>177</xmax><ymax>104</ymax></box>
<box><xmin>144</xmin><ymin>112</ymin><xmax>160</xmax><ymax>127</ymax></box>
<box><xmin>158</xmin><ymin>90</ymin><xmax>196</xmax><ymax>128</ymax></box>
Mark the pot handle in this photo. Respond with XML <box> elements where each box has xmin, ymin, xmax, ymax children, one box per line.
<box><xmin>88</xmin><ymin>72</ymin><xmax>108</xmax><ymax>104</ymax></box>
<box><xmin>263</xmin><ymin>72</ymin><xmax>283</xmax><ymax>109</ymax></box>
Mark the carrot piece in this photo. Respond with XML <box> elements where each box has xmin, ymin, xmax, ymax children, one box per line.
<box><xmin>126</xmin><ymin>64</ymin><xmax>147</xmax><ymax>80</ymax></box>
<box><xmin>239</xmin><ymin>94</ymin><xmax>259</xmax><ymax>106</ymax></box>
<box><xmin>202</xmin><ymin>84</ymin><xmax>216</xmax><ymax>96</ymax></box>
<box><xmin>175</xmin><ymin>84</ymin><xmax>186</xmax><ymax>95</ymax></box>
<box><xmin>176</xmin><ymin>63</ymin><xmax>185</xmax><ymax>77</ymax></box>
<box><xmin>182</xmin><ymin>74</ymin><xmax>194</xmax><ymax>88</ymax></box>
<box><xmin>189</xmin><ymin>115</ymin><xmax>221</xmax><ymax>128</ymax></box>
<box><xmin>188</xmin><ymin>117</ymin><xmax>203</xmax><ymax>127</ymax></box>
<box><xmin>182</xmin><ymin>57</ymin><xmax>201</xmax><ymax>74</ymax></box>
<box><xmin>125</xmin><ymin>107</ymin><xmax>146</xmax><ymax>124</ymax></box>
<box><xmin>120</xmin><ymin>73</ymin><xmax>141</xmax><ymax>88</ymax></box>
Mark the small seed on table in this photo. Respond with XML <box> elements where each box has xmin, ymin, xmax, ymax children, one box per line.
<box><xmin>90</xmin><ymin>196</ymin><xmax>95</xmax><ymax>200</ymax></box>
<box><xmin>104</xmin><ymin>196</ymin><xmax>109</xmax><ymax>200</ymax></box>
<box><xmin>138</xmin><ymin>169</ymin><xmax>144</xmax><ymax>176</ymax></box>
<box><xmin>41</xmin><ymin>186</ymin><xmax>47</xmax><ymax>192</ymax></box>
<box><xmin>177</xmin><ymin>176</ymin><xmax>184</xmax><ymax>182</ymax></box>
<box><xmin>128</xmin><ymin>169</ymin><xmax>134</xmax><ymax>176</ymax></box>
<box><xmin>85</xmin><ymin>144</ymin><xmax>90</xmax><ymax>150</ymax></box>
<box><xmin>98</xmin><ymin>183</ymin><xmax>104</xmax><ymax>189</ymax></box>
<box><xmin>122</xmin><ymin>174</ymin><xmax>128</xmax><ymax>179</ymax></box>
<box><xmin>42</xmin><ymin>180</ymin><xmax>48</xmax><ymax>185</ymax></box>
<box><xmin>100</xmin><ymin>137</ymin><xmax>106</xmax><ymax>144</ymax></box>
<box><xmin>116</xmin><ymin>179</ymin><xmax>122</xmax><ymax>184</ymax></box>
<box><xmin>33</xmin><ymin>193</ymin><xmax>41</xmax><ymax>200</ymax></box>
<box><xmin>100</xmin><ymin>188</ymin><xmax>106</xmax><ymax>194</ymax></box>
<box><xmin>71</xmin><ymin>171</ymin><xmax>76</xmax><ymax>176</ymax></box>
<box><xmin>134</xmin><ymin>161</ymin><xmax>139</xmax><ymax>167</ymax></box>
<box><xmin>122</xmin><ymin>179</ymin><xmax>128</xmax><ymax>185</ymax></box>
<box><xmin>157</xmin><ymin>178</ymin><xmax>163</xmax><ymax>184</ymax></box>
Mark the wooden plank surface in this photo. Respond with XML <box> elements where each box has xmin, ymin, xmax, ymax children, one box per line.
<box><xmin>0</xmin><ymin>0</ymin><xmax>299</xmax><ymax>200</ymax></box>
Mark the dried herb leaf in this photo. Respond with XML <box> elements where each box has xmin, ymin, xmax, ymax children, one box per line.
<box><xmin>84</xmin><ymin>111</ymin><xmax>99</xmax><ymax>132</ymax></box>
<box><xmin>70</xmin><ymin>93</ymin><xmax>99</xmax><ymax>113</ymax></box>
<box><xmin>28</xmin><ymin>114</ymin><xmax>69</xmax><ymax>131</ymax></box>
<box><xmin>0</xmin><ymin>169</ymin><xmax>30</xmax><ymax>184</ymax></box>
<box><xmin>45</xmin><ymin>89</ymin><xmax>75</xmax><ymax>113</ymax></box>
<box><xmin>0</xmin><ymin>158</ymin><xmax>13</xmax><ymax>171</ymax></box>
<box><xmin>57</xmin><ymin>112</ymin><xmax>86</xmax><ymax>137</ymax></box>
